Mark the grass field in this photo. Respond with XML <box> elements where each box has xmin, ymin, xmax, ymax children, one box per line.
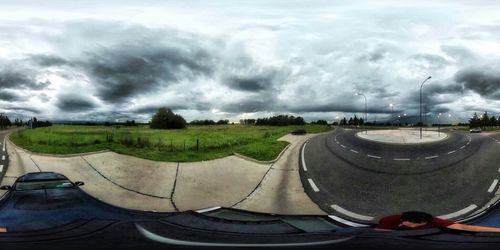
<box><xmin>9</xmin><ymin>125</ymin><xmax>332</xmax><ymax>162</ymax></box>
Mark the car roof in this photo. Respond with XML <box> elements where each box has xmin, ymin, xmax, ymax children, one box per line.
<box><xmin>17</xmin><ymin>172</ymin><xmax>69</xmax><ymax>182</ymax></box>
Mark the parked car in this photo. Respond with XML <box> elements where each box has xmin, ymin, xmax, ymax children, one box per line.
<box><xmin>291</xmin><ymin>129</ymin><xmax>307</xmax><ymax>135</ymax></box>
<box><xmin>470</xmin><ymin>127</ymin><xmax>482</xmax><ymax>133</ymax></box>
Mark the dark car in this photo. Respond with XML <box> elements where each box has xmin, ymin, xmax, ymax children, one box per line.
<box><xmin>1</xmin><ymin>172</ymin><xmax>84</xmax><ymax>192</ymax></box>
<box><xmin>291</xmin><ymin>129</ymin><xmax>307</xmax><ymax>135</ymax></box>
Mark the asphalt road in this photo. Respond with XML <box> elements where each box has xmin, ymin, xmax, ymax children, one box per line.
<box><xmin>300</xmin><ymin>127</ymin><xmax>500</xmax><ymax>224</ymax></box>
<box><xmin>0</xmin><ymin>130</ymin><xmax>8</xmax><ymax>185</ymax></box>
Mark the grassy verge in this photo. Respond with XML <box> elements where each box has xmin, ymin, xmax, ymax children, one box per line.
<box><xmin>9</xmin><ymin>124</ymin><xmax>332</xmax><ymax>162</ymax></box>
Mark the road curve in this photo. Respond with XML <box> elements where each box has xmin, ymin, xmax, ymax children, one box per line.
<box><xmin>300</xmin><ymin>127</ymin><xmax>500</xmax><ymax>223</ymax></box>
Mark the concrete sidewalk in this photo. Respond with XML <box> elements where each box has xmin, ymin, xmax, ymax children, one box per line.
<box><xmin>1</xmin><ymin>133</ymin><xmax>324</xmax><ymax>215</ymax></box>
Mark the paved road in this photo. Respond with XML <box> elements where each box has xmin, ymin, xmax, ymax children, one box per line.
<box><xmin>300</xmin><ymin>128</ymin><xmax>500</xmax><ymax>224</ymax></box>
<box><xmin>0</xmin><ymin>130</ymin><xmax>8</xmax><ymax>185</ymax></box>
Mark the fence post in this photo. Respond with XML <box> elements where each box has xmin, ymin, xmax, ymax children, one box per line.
<box><xmin>196</xmin><ymin>139</ymin><xmax>199</xmax><ymax>151</ymax></box>
<box><xmin>184</xmin><ymin>140</ymin><xmax>186</xmax><ymax>151</ymax></box>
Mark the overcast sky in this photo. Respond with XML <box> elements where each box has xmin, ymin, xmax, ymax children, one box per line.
<box><xmin>0</xmin><ymin>0</ymin><xmax>499</xmax><ymax>123</ymax></box>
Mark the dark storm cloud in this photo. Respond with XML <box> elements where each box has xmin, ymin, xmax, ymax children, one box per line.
<box><xmin>224</xmin><ymin>74</ymin><xmax>275</xmax><ymax>92</ymax></box>
<box><xmin>221</xmin><ymin>98</ymin><xmax>275</xmax><ymax>113</ymax></box>
<box><xmin>82</xmin><ymin>42</ymin><xmax>216</xmax><ymax>103</ymax></box>
<box><xmin>56</xmin><ymin>94</ymin><xmax>97</xmax><ymax>112</ymax></box>
<box><xmin>425</xmin><ymin>83</ymin><xmax>464</xmax><ymax>95</ymax></box>
<box><xmin>132</xmin><ymin>105</ymin><xmax>188</xmax><ymax>114</ymax></box>
<box><xmin>7</xmin><ymin>106</ymin><xmax>41</xmax><ymax>114</ymax></box>
<box><xmin>455</xmin><ymin>67</ymin><xmax>500</xmax><ymax>99</ymax></box>
<box><xmin>287</xmin><ymin>102</ymin><xmax>394</xmax><ymax>114</ymax></box>
<box><xmin>31</xmin><ymin>54</ymin><xmax>69</xmax><ymax>67</ymax></box>
<box><xmin>0</xmin><ymin>90</ymin><xmax>22</xmax><ymax>101</ymax></box>
<box><xmin>0</xmin><ymin>70</ymin><xmax>51</xmax><ymax>90</ymax></box>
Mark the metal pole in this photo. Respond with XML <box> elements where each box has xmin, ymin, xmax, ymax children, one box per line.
<box><xmin>420</xmin><ymin>76</ymin><xmax>431</xmax><ymax>139</ymax></box>
<box><xmin>355</xmin><ymin>93</ymin><xmax>368</xmax><ymax>133</ymax></box>
<box><xmin>438</xmin><ymin>113</ymin><xmax>441</xmax><ymax>137</ymax></box>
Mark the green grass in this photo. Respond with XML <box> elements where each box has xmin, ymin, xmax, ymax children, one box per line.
<box><xmin>10</xmin><ymin>124</ymin><xmax>332</xmax><ymax>162</ymax></box>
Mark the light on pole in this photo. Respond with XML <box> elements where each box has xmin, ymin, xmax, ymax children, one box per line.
<box><xmin>355</xmin><ymin>93</ymin><xmax>368</xmax><ymax>134</ymax></box>
<box><xmin>389</xmin><ymin>103</ymin><xmax>394</xmax><ymax>129</ymax></box>
<box><xmin>420</xmin><ymin>76</ymin><xmax>432</xmax><ymax>139</ymax></box>
<box><xmin>438</xmin><ymin>113</ymin><xmax>442</xmax><ymax>137</ymax></box>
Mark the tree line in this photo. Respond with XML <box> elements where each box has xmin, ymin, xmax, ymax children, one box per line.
<box><xmin>469</xmin><ymin>112</ymin><xmax>499</xmax><ymax>128</ymax></box>
<box><xmin>190</xmin><ymin>119</ymin><xmax>229</xmax><ymax>125</ymax></box>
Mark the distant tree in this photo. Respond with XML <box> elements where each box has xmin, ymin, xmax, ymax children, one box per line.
<box><xmin>490</xmin><ymin>116</ymin><xmax>497</xmax><ymax>127</ymax></box>
<box><xmin>150</xmin><ymin>107</ymin><xmax>186</xmax><ymax>129</ymax></box>
<box><xmin>124</xmin><ymin>120</ymin><xmax>137</xmax><ymax>126</ymax></box>
<box><xmin>314</xmin><ymin>120</ymin><xmax>328</xmax><ymax>125</ymax></box>
<box><xmin>469</xmin><ymin>112</ymin><xmax>480</xmax><ymax>128</ymax></box>
<box><xmin>348</xmin><ymin>117</ymin><xmax>354</xmax><ymax>126</ymax></box>
<box><xmin>216</xmin><ymin>119</ymin><xmax>229</xmax><ymax>125</ymax></box>
<box><xmin>0</xmin><ymin>115</ymin><xmax>11</xmax><ymax>128</ymax></box>
<box><xmin>240</xmin><ymin>119</ymin><xmax>256</xmax><ymax>125</ymax></box>
<box><xmin>29</xmin><ymin>117</ymin><xmax>52</xmax><ymax>128</ymax></box>
<box><xmin>481</xmin><ymin>111</ymin><xmax>490</xmax><ymax>127</ymax></box>
<box><xmin>254</xmin><ymin>115</ymin><xmax>306</xmax><ymax>126</ymax></box>
<box><xmin>340</xmin><ymin>118</ymin><xmax>347</xmax><ymax>126</ymax></box>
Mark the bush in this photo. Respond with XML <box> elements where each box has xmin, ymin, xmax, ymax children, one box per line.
<box><xmin>150</xmin><ymin>107</ymin><xmax>187</xmax><ymax>129</ymax></box>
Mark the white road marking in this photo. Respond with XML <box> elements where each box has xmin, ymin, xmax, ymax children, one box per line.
<box><xmin>367</xmin><ymin>154</ymin><xmax>381</xmax><ymax>159</ymax></box>
<box><xmin>460</xmin><ymin>145</ymin><xmax>465</xmax><ymax>149</ymax></box>
<box><xmin>350</xmin><ymin>149</ymin><xmax>359</xmax><ymax>154</ymax></box>
<box><xmin>394</xmin><ymin>158</ymin><xmax>410</xmax><ymax>161</ymax></box>
<box><xmin>0</xmin><ymin>165</ymin><xmax>3</xmax><ymax>172</ymax></box>
<box><xmin>488</xmin><ymin>179</ymin><xmax>498</xmax><ymax>193</ymax></box>
<box><xmin>425</xmin><ymin>155</ymin><xmax>438</xmax><ymax>160</ymax></box>
<box><xmin>331</xmin><ymin>205</ymin><xmax>374</xmax><ymax>221</ymax></box>
<box><xmin>1</xmin><ymin>155</ymin><xmax>4</xmax><ymax>161</ymax></box>
<box><xmin>308</xmin><ymin>178</ymin><xmax>320</xmax><ymax>192</ymax></box>
<box><xmin>466</xmin><ymin>141</ymin><xmax>470</xmax><ymax>145</ymax></box>
<box><xmin>301</xmin><ymin>142</ymin><xmax>308</xmax><ymax>172</ymax></box>
<box><xmin>340</xmin><ymin>145</ymin><xmax>346</xmax><ymax>148</ymax></box>
<box><xmin>328</xmin><ymin>215</ymin><xmax>371</xmax><ymax>227</ymax></box>
<box><xmin>195</xmin><ymin>207</ymin><xmax>222</xmax><ymax>213</ymax></box>
<box><xmin>498</xmin><ymin>167</ymin><xmax>500</xmax><ymax>173</ymax></box>
<box><xmin>447</xmin><ymin>150</ymin><xmax>456</xmax><ymax>154</ymax></box>
<box><xmin>438</xmin><ymin>204</ymin><xmax>478</xmax><ymax>220</ymax></box>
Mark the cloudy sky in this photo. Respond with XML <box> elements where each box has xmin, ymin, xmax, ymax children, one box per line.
<box><xmin>0</xmin><ymin>0</ymin><xmax>499</xmax><ymax>123</ymax></box>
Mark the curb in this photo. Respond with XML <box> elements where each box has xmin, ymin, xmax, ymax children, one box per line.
<box><xmin>7</xmin><ymin>134</ymin><xmax>110</xmax><ymax>158</ymax></box>
<box><xmin>233</xmin><ymin>143</ymin><xmax>291</xmax><ymax>164</ymax></box>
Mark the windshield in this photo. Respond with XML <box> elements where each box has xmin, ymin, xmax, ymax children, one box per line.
<box><xmin>0</xmin><ymin>0</ymin><xmax>499</xmax><ymax>249</ymax></box>
<box><xmin>15</xmin><ymin>180</ymin><xmax>74</xmax><ymax>191</ymax></box>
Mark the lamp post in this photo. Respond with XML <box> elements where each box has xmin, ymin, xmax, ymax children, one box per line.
<box><xmin>438</xmin><ymin>113</ymin><xmax>442</xmax><ymax>137</ymax></box>
<box><xmin>389</xmin><ymin>103</ymin><xmax>394</xmax><ymax>129</ymax></box>
<box><xmin>420</xmin><ymin>76</ymin><xmax>432</xmax><ymax>139</ymax></box>
<box><xmin>355</xmin><ymin>93</ymin><xmax>368</xmax><ymax>134</ymax></box>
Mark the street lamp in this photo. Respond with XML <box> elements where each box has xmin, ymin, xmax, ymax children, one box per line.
<box><xmin>420</xmin><ymin>76</ymin><xmax>432</xmax><ymax>139</ymax></box>
<box><xmin>389</xmin><ymin>103</ymin><xmax>394</xmax><ymax>129</ymax></box>
<box><xmin>355</xmin><ymin>93</ymin><xmax>368</xmax><ymax>134</ymax></box>
<box><xmin>438</xmin><ymin>113</ymin><xmax>442</xmax><ymax>137</ymax></box>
